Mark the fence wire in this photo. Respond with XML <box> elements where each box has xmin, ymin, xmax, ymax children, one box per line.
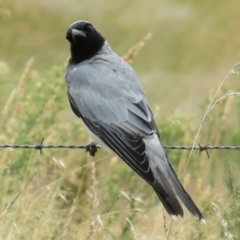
<box><xmin>0</xmin><ymin>138</ymin><xmax>239</xmax><ymax>157</ymax></box>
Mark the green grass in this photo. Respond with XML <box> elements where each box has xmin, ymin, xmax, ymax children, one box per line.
<box><xmin>1</xmin><ymin>0</ymin><xmax>240</xmax><ymax>114</ymax></box>
<box><xmin>0</xmin><ymin>59</ymin><xmax>239</xmax><ymax>239</ymax></box>
<box><xmin>0</xmin><ymin>0</ymin><xmax>240</xmax><ymax>239</ymax></box>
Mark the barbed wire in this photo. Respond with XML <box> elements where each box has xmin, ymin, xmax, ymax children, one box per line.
<box><xmin>0</xmin><ymin>138</ymin><xmax>239</xmax><ymax>157</ymax></box>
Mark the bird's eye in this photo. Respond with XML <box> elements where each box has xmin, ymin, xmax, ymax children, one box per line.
<box><xmin>84</xmin><ymin>24</ymin><xmax>93</xmax><ymax>32</ymax></box>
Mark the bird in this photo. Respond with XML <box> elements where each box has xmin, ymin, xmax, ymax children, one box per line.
<box><xmin>65</xmin><ymin>20</ymin><xmax>204</xmax><ymax>221</ymax></box>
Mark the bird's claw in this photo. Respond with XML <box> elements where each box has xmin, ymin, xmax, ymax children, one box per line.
<box><xmin>86</xmin><ymin>142</ymin><xmax>98</xmax><ymax>157</ymax></box>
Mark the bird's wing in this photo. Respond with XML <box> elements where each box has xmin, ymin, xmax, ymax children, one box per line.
<box><xmin>66</xmin><ymin>57</ymin><xmax>204</xmax><ymax>219</ymax></box>
<box><xmin>66</xmin><ymin>58</ymin><xmax>158</xmax><ymax>182</ymax></box>
<box><xmin>66</xmin><ymin>58</ymin><xmax>185</xmax><ymax>215</ymax></box>
<box><xmin>67</xmin><ymin>56</ymin><xmax>164</xmax><ymax>173</ymax></box>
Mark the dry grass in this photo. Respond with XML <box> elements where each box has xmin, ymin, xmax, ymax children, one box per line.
<box><xmin>169</xmin><ymin>60</ymin><xmax>240</xmax><ymax>238</ymax></box>
<box><xmin>123</xmin><ymin>33</ymin><xmax>152</xmax><ymax>63</ymax></box>
<box><xmin>212</xmin><ymin>203</ymin><xmax>233</xmax><ymax>240</ymax></box>
<box><xmin>0</xmin><ymin>1</ymin><xmax>240</xmax><ymax>238</ymax></box>
<box><xmin>0</xmin><ymin>41</ymin><xmax>239</xmax><ymax>240</ymax></box>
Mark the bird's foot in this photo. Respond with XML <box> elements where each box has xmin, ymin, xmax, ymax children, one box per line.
<box><xmin>86</xmin><ymin>142</ymin><xmax>98</xmax><ymax>157</ymax></box>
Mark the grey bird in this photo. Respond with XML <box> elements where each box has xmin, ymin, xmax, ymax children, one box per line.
<box><xmin>65</xmin><ymin>20</ymin><xmax>204</xmax><ymax>221</ymax></box>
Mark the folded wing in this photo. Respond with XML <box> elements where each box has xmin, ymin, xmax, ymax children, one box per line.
<box><xmin>66</xmin><ymin>58</ymin><xmax>204</xmax><ymax>220</ymax></box>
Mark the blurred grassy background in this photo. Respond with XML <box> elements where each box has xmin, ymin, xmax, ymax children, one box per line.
<box><xmin>0</xmin><ymin>0</ymin><xmax>240</xmax><ymax>239</ymax></box>
<box><xmin>1</xmin><ymin>0</ymin><xmax>240</xmax><ymax>115</ymax></box>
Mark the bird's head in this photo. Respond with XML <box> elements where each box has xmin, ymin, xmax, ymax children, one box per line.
<box><xmin>66</xmin><ymin>20</ymin><xmax>105</xmax><ymax>64</ymax></box>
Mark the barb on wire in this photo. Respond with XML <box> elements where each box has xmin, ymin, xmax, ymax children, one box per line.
<box><xmin>35</xmin><ymin>137</ymin><xmax>45</xmax><ymax>155</ymax></box>
<box><xmin>0</xmin><ymin>138</ymin><xmax>239</xmax><ymax>156</ymax></box>
<box><xmin>198</xmin><ymin>143</ymin><xmax>210</xmax><ymax>158</ymax></box>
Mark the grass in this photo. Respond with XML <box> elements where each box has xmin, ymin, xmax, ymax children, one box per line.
<box><xmin>0</xmin><ymin>0</ymin><xmax>240</xmax><ymax>239</ymax></box>
<box><xmin>1</xmin><ymin>0</ymin><xmax>240</xmax><ymax>115</ymax></box>
<box><xmin>0</xmin><ymin>40</ymin><xmax>239</xmax><ymax>240</ymax></box>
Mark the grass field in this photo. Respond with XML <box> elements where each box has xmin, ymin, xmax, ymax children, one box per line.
<box><xmin>0</xmin><ymin>0</ymin><xmax>240</xmax><ymax>239</ymax></box>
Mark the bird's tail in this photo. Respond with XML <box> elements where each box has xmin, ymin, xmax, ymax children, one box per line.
<box><xmin>153</xmin><ymin>187</ymin><xmax>184</xmax><ymax>218</ymax></box>
<box><xmin>165</xmin><ymin>154</ymin><xmax>205</xmax><ymax>222</ymax></box>
<box><xmin>144</xmin><ymin>135</ymin><xmax>204</xmax><ymax>221</ymax></box>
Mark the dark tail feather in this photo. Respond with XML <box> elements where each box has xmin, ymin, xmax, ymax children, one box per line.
<box><xmin>167</xmin><ymin>161</ymin><xmax>205</xmax><ymax>221</ymax></box>
<box><xmin>154</xmin><ymin>188</ymin><xmax>184</xmax><ymax>218</ymax></box>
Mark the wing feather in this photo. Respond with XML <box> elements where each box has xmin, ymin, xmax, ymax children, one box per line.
<box><xmin>66</xmin><ymin>55</ymin><xmax>204</xmax><ymax>219</ymax></box>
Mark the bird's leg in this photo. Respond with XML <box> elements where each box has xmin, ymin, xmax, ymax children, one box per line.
<box><xmin>86</xmin><ymin>141</ymin><xmax>98</xmax><ymax>157</ymax></box>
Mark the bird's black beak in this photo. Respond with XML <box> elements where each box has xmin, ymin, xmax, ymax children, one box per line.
<box><xmin>71</xmin><ymin>29</ymin><xmax>86</xmax><ymax>42</ymax></box>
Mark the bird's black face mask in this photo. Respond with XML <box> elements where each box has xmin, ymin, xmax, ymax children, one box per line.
<box><xmin>66</xmin><ymin>21</ymin><xmax>105</xmax><ymax>64</ymax></box>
